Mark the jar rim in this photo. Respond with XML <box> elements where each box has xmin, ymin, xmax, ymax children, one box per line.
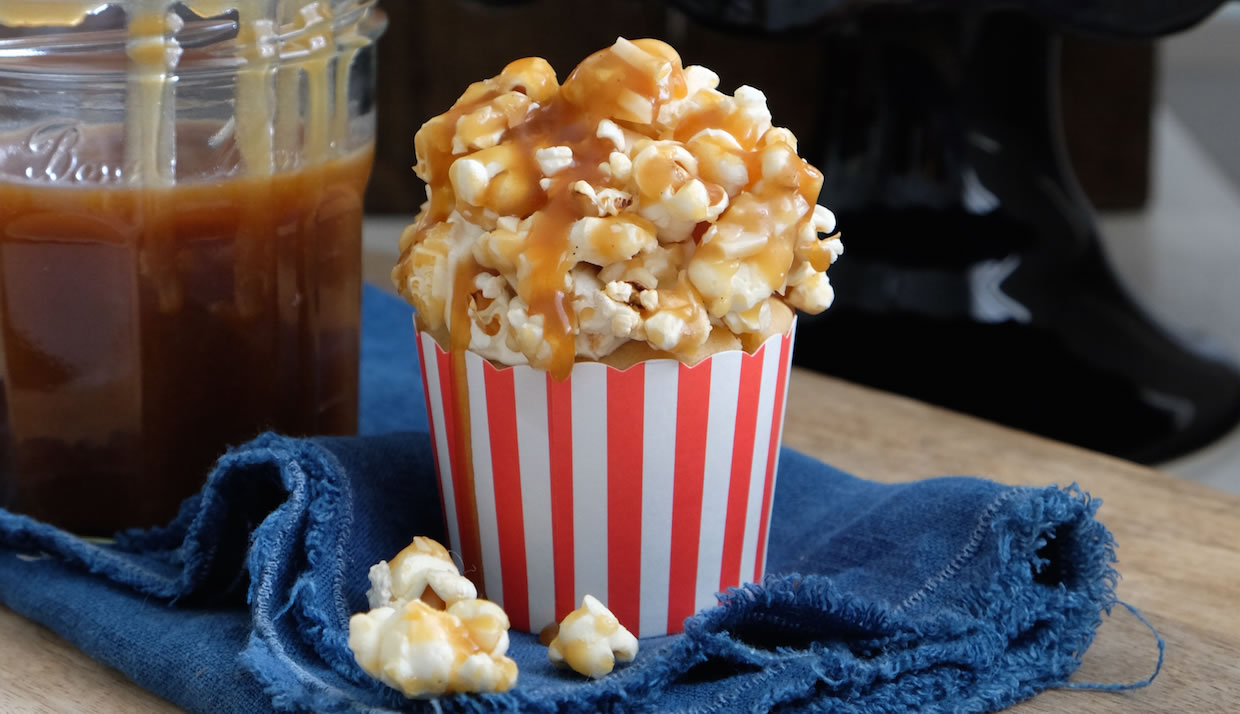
<box><xmin>0</xmin><ymin>0</ymin><xmax>384</xmax><ymax>79</ymax></box>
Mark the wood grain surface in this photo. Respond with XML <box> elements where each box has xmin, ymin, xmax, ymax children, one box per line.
<box><xmin>1</xmin><ymin>237</ymin><xmax>1237</xmax><ymax>712</ymax></box>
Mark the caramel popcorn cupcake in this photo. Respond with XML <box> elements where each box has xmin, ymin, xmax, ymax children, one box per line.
<box><xmin>394</xmin><ymin>38</ymin><xmax>841</xmax><ymax>638</ymax></box>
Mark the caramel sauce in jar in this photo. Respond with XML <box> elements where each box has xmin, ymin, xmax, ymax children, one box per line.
<box><xmin>0</xmin><ymin>1</ymin><xmax>385</xmax><ymax>533</ymax></box>
<box><xmin>0</xmin><ymin>124</ymin><xmax>373</xmax><ymax>533</ymax></box>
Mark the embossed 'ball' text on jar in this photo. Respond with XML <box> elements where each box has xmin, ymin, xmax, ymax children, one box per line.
<box><xmin>0</xmin><ymin>2</ymin><xmax>386</xmax><ymax>533</ymax></box>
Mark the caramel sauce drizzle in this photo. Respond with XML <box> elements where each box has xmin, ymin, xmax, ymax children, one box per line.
<box><xmin>447</xmin><ymin>255</ymin><xmax>484</xmax><ymax>596</ymax></box>
<box><xmin>508</xmin><ymin>101</ymin><xmax>614</xmax><ymax>378</ymax></box>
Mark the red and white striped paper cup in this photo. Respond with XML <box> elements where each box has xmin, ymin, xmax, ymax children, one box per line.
<box><xmin>414</xmin><ymin>322</ymin><xmax>795</xmax><ymax>638</ymax></box>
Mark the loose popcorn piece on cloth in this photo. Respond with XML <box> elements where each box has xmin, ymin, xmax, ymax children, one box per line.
<box><xmin>365</xmin><ymin>536</ymin><xmax>476</xmax><ymax>610</ymax></box>
<box><xmin>349</xmin><ymin>598</ymin><xmax>519</xmax><ymax>698</ymax></box>
<box><xmin>394</xmin><ymin>37</ymin><xmax>842</xmax><ymax>378</ymax></box>
<box><xmin>547</xmin><ymin>595</ymin><xmax>639</xmax><ymax>679</ymax></box>
<box><xmin>350</xmin><ymin>537</ymin><xmax>518</xmax><ymax>697</ymax></box>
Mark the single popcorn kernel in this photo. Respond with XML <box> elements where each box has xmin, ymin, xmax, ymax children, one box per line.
<box><xmin>366</xmin><ymin>536</ymin><xmax>477</xmax><ymax>611</ymax></box>
<box><xmin>547</xmin><ymin>595</ymin><xmax>639</xmax><ymax>679</ymax></box>
<box><xmin>348</xmin><ymin>598</ymin><xmax>518</xmax><ymax>698</ymax></box>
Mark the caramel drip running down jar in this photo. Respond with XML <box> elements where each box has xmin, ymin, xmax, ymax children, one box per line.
<box><xmin>0</xmin><ymin>1</ymin><xmax>386</xmax><ymax>533</ymax></box>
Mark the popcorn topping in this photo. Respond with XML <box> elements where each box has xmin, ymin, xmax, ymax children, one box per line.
<box><xmin>547</xmin><ymin>595</ymin><xmax>639</xmax><ymax>679</ymax></box>
<box><xmin>395</xmin><ymin>38</ymin><xmax>841</xmax><ymax>377</ymax></box>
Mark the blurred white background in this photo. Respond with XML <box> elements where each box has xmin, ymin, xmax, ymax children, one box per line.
<box><xmin>1099</xmin><ymin>5</ymin><xmax>1240</xmax><ymax>492</ymax></box>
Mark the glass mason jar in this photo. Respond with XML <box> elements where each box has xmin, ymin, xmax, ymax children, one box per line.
<box><xmin>0</xmin><ymin>1</ymin><xmax>386</xmax><ymax>533</ymax></box>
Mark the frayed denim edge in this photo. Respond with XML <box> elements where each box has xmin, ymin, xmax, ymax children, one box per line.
<box><xmin>673</xmin><ymin>484</ymin><xmax>1120</xmax><ymax>713</ymax></box>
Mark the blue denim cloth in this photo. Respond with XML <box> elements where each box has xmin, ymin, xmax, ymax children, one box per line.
<box><xmin>0</xmin><ymin>286</ymin><xmax>1119</xmax><ymax>713</ymax></box>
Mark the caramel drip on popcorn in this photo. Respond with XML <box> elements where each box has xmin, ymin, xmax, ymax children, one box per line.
<box><xmin>396</xmin><ymin>38</ymin><xmax>842</xmax><ymax>379</ymax></box>
<box><xmin>447</xmin><ymin>259</ymin><xmax>486</xmax><ymax>593</ymax></box>
<box><xmin>509</xmin><ymin>102</ymin><xmax>614</xmax><ymax>378</ymax></box>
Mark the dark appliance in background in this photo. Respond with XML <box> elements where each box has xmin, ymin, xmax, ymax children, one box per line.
<box><xmin>370</xmin><ymin>0</ymin><xmax>1240</xmax><ymax>464</ymax></box>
